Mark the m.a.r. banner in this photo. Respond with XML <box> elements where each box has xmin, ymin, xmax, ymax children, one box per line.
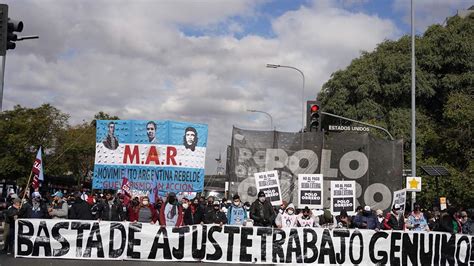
<box><xmin>228</xmin><ymin>127</ymin><xmax>404</xmax><ymax>210</ymax></box>
<box><xmin>16</xmin><ymin>219</ymin><xmax>474</xmax><ymax>265</ymax></box>
<box><xmin>93</xmin><ymin>120</ymin><xmax>207</xmax><ymax>193</ymax></box>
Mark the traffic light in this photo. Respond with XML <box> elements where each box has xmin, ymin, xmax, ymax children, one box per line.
<box><xmin>0</xmin><ymin>4</ymin><xmax>23</xmax><ymax>56</ymax></box>
<box><xmin>306</xmin><ymin>100</ymin><xmax>321</xmax><ymax>132</ymax></box>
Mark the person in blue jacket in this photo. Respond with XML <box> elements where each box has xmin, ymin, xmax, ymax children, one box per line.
<box><xmin>353</xmin><ymin>205</ymin><xmax>378</xmax><ymax>229</ymax></box>
<box><xmin>227</xmin><ymin>194</ymin><xmax>248</xmax><ymax>225</ymax></box>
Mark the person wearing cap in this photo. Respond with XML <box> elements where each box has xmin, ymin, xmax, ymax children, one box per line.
<box><xmin>226</xmin><ymin>194</ymin><xmax>248</xmax><ymax>226</ymax></box>
<box><xmin>48</xmin><ymin>191</ymin><xmax>68</xmax><ymax>219</ymax></box>
<box><xmin>297</xmin><ymin>207</ymin><xmax>319</xmax><ymax>227</ymax></box>
<box><xmin>249</xmin><ymin>191</ymin><xmax>275</xmax><ymax>227</ymax></box>
<box><xmin>275</xmin><ymin>203</ymin><xmax>298</xmax><ymax>228</ymax></box>
<box><xmin>383</xmin><ymin>204</ymin><xmax>404</xmax><ymax>230</ymax></box>
<box><xmin>5</xmin><ymin>198</ymin><xmax>21</xmax><ymax>254</ymax></box>
<box><xmin>159</xmin><ymin>192</ymin><xmax>183</xmax><ymax>226</ymax></box>
<box><xmin>203</xmin><ymin>200</ymin><xmax>227</xmax><ymax>225</ymax></box>
<box><xmin>407</xmin><ymin>203</ymin><xmax>429</xmax><ymax>232</ymax></box>
<box><xmin>69</xmin><ymin>191</ymin><xmax>93</xmax><ymax>220</ymax></box>
<box><xmin>353</xmin><ymin>206</ymin><xmax>377</xmax><ymax>229</ymax></box>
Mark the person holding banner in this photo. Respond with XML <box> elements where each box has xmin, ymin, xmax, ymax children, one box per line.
<box><xmin>48</xmin><ymin>191</ymin><xmax>68</xmax><ymax>219</ymax></box>
<box><xmin>96</xmin><ymin>191</ymin><xmax>125</xmax><ymax>221</ymax></box>
<box><xmin>407</xmin><ymin>203</ymin><xmax>429</xmax><ymax>232</ymax></box>
<box><xmin>226</xmin><ymin>195</ymin><xmax>247</xmax><ymax>226</ymax></box>
<box><xmin>249</xmin><ymin>191</ymin><xmax>275</xmax><ymax>227</ymax></box>
<box><xmin>204</xmin><ymin>201</ymin><xmax>227</xmax><ymax>225</ymax></box>
<box><xmin>5</xmin><ymin>198</ymin><xmax>21</xmax><ymax>255</ymax></box>
<box><xmin>275</xmin><ymin>203</ymin><xmax>297</xmax><ymax>228</ymax></box>
<box><xmin>184</xmin><ymin>198</ymin><xmax>204</xmax><ymax>225</ymax></box>
<box><xmin>159</xmin><ymin>192</ymin><xmax>183</xmax><ymax>226</ymax></box>
<box><xmin>383</xmin><ymin>204</ymin><xmax>404</xmax><ymax>230</ymax></box>
<box><xmin>23</xmin><ymin>192</ymin><xmax>48</xmax><ymax>219</ymax></box>
<box><xmin>353</xmin><ymin>206</ymin><xmax>378</xmax><ymax>229</ymax></box>
<box><xmin>132</xmin><ymin>196</ymin><xmax>158</xmax><ymax>224</ymax></box>
<box><xmin>296</xmin><ymin>207</ymin><xmax>318</xmax><ymax>227</ymax></box>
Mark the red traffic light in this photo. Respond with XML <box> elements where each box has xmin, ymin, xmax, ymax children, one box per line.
<box><xmin>310</xmin><ymin>104</ymin><xmax>319</xmax><ymax>112</ymax></box>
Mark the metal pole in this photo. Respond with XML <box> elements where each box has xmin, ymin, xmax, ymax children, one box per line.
<box><xmin>247</xmin><ymin>109</ymin><xmax>273</xmax><ymax>130</ymax></box>
<box><xmin>266</xmin><ymin>64</ymin><xmax>305</xmax><ymax>131</ymax></box>
<box><xmin>0</xmin><ymin>55</ymin><xmax>5</xmax><ymax>111</ymax></box>
<box><xmin>321</xmin><ymin>111</ymin><xmax>394</xmax><ymax>140</ymax></box>
<box><xmin>411</xmin><ymin>0</ymin><xmax>417</xmax><ymax>210</ymax></box>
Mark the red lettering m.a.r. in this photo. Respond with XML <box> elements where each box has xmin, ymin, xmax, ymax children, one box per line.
<box><xmin>123</xmin><ymin>145</ymin><xmax>140</xmax><ymax>164</ymax></box>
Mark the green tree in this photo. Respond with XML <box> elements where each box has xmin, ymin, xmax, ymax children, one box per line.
<box><xmin>318</xmin><ymin>14</ymin><xmax>473</xmax><ymax>208</ymax></box>
<box><xmin>0</xmin><ymin>104</ymin><xmax>69</xmax><ymax>184</ymax></box>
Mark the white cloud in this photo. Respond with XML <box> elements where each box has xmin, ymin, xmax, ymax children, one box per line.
<box><xmin>392</xmin><ymin>0</ymin><xmax>472</xmax><ymax>32</ymax></box>
<box><xmin>3</xmin><ymin>0</ymin><xmax>399</xmax><ymax>174</ymax></box>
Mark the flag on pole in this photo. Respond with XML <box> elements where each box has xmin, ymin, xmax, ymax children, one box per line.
<box><xmin>31</xmin><ymin>147</ymin><xmax>44</xmax><ymax>190</ymax></box>
<box><xmin>121</xmin><ymin>176</ymin><xmax>131</xmax><ymax>198</ymax></box>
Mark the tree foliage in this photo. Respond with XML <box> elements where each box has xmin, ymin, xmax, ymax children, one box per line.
<box><xmin>0</xmin><ymin>106</ymin><xmax>119</xmax><ymax>187</ymax></box>
<box><xmin>318</xmin><ymin>14</ymin><xmax>473</xmax><ymax>208</ymax></box>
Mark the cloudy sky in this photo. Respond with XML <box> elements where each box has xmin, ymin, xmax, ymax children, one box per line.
<box><xmin>2</xmin><ymin>0</ymin><xmax>470</xmax><ymax>174</ymax></box>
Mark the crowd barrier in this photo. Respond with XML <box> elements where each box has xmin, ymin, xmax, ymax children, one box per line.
<box><xmin>15</xmin><ymin>219</ymin><xmax>474</xmax><ymax>265</ymax></box>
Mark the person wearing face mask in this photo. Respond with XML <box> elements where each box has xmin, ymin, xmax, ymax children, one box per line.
<box><xmin>204</xmin><ymin>201</ymin><xmax>228</xmax><ymax>225</ymax></box>
<box><xmin>353</xmin><ymin>206</ymin><xmax>377</xmax><ymax>229</ymax></box>
<box><xmin>297</xmin><ymin>207</ymin><xmax>318</xmax><ymax>227</ymax></box>
<box><xmin>407</xmin><ymin>203</ymin><xmax>429</xmax><ymax>231</ymax></box>
<box><xmin>184</xmin><ymin>197</ymin><xmax>204</xmax><ymax>225</ymax></box>
<box><xmin>249</xmin><ymin>191</ymin><xmax>275</xmax><ymax>227</ymax></box>
<box><xmin>24</xmin><ymin>192</ymin><xmax>48</xmax><ymax>219</ymax></box>
<box><xmin>383</xmin><ymin>204</ymin><xmax>404</xmax><ymax>230</ymax></box>
<box><xmin>226</xmin><ymin>195</ymin><xmax>248</xmax><ymax>226</ymax></box>
<box><xmin>135</xmin><ymin>196</ymin><xmax>158</xmax><ymax>224</ymax></box>
<box><xmin>159</xmin><ymin>192</ymin><xmax>183</xmax><ymax>226</ymax></box>
<box><xmin>275</xmin><ymin>203</ymin><xmax>298</xmax><ymax>228</ymax></box>
<box><xmin>460</xmin><ymin>211</ymin><xmax>473</xmax><ymax>235</ymax></box>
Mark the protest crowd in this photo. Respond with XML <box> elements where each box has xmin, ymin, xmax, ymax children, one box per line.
<box><xmin>1</xmin><ymin>188</ymin><xmax>473</xmax><ymax>255</ymax></box>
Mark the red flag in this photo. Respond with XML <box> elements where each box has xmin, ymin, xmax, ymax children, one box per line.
<box><xmin>31</xmin><ymin>147</ymin><xmax>44</xmax><ymax>190</ymax></box>
<box><xmin>121</xmin><ymin>177</ymin><xmax>131</xmax><ymax>197</ymax></box>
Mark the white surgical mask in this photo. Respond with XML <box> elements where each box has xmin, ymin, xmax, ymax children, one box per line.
<box><xmin>233</xmin><ymin>201</ymin><xmax>240</xmax><ymax>206</ymax></box>
<box><xmin>287</xmin><ymin>210</ymin><xmax>294</xmax><ymax>215</ymax></box>
<box><xmin>182</xmin><ymin>203</ymin><xmax>189</xmax><ymax>209</ymax></box>
<box><xmin>259</xmin><ymin>197</ymin><xmax>265</xmax><ymax>202</ymax></box>
<box><xmin>143</xmin><ymin>200</ymin><xmax>149</xmax><ymax>205</ymax></box>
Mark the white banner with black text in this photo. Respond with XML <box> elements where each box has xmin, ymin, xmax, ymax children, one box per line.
<box><xmin>15</xmin><ymin>219</ymin><xmax>473</xmax><ymax>265</ymax></box>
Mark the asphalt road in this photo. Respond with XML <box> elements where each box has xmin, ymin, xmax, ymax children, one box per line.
<box><xmin>0</xmin><ymin>253</ymin><xmax>265</xmax><ymax>266</ymax></box>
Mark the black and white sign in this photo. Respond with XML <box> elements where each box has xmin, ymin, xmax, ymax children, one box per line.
<box><xmin>392</xmin><ymin>189</ymin><xmax>406</xmax><ymax>212</ymax></box>
<box><xmin>330</xmin><ymin>181</ymin><xmax>356</xmax><ymax>215</ymax></box>
<box><xmin>254</xmin><ymin>170</ymin><xmax>282</xmax><ymax>205</ymax></box>
<box><xmin>298</xmin><ymin>174</ymin><xmax>323</xmax><ymax>209</ymax></box>
<box><xmin>16</xmin><ymin>219</ymin><xmax>473</xmax><ymax>265</ymax></box>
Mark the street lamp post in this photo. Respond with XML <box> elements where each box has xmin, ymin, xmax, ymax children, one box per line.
<box><xmin>247</xmin><ymin>109</ymin><xmax>273</xmax><ymax>130</ymax></box>
<box><xmin>266</xmin><ymin>64</ymin><xmax>305</xmax><ymax>131</ymax></box>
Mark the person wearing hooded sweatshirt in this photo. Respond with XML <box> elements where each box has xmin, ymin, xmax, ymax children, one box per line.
<box><xmin>227</xmin><ymin>194</ymin><xmax>248</xmax><ymax>226</ymax></box>
<box><xmin>353</xmin><ymin>206</ymin><xmax>378</xmax><ymax>229</ymax></box>
<box><xmin>204</xmin><ymin>200</ymin><xmax>227</xmax><ymax>225</ymax></box>
<box><xmin>297</xmin><ymin>207</ymin><xmax>318</xmax><ymax>227</ymax></box>
<box><xmin>319</xmin><ymin>209</ymin><xmax>337</xmax><ymax>229</ymax></box>
<box><xmin>275</xmin><ymin>203</ymin><xmax>298</xmax><ymax>228</ymax></box>
<box><xmin>249</xmin><ymin>191</ymin><xmax>275</xmax><ymax>227</ymax></box>
<box><xmin>24</xmin><ymin>192</ymin><xmax>48</xmax><ymax>219</ymax></box>
<box><xmin>159</xmin><ymin>192</ymin><xmax>183</xmax><ymax>226</ymax></box>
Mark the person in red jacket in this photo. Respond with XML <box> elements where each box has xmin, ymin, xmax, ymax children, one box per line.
<box><xmin>129</xmin><ymin>196</ymin><xmax>158</xmax><ymax>224</ymax></box>
<box><xmin>383</xmin><ymin>204</ymin><xmax>404</xmax><ymax>230</ymax></box>
<box><xmin>159</xmin><ymin>192</ymin><xmax>183</xmax><ymax>227</ymax></box>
